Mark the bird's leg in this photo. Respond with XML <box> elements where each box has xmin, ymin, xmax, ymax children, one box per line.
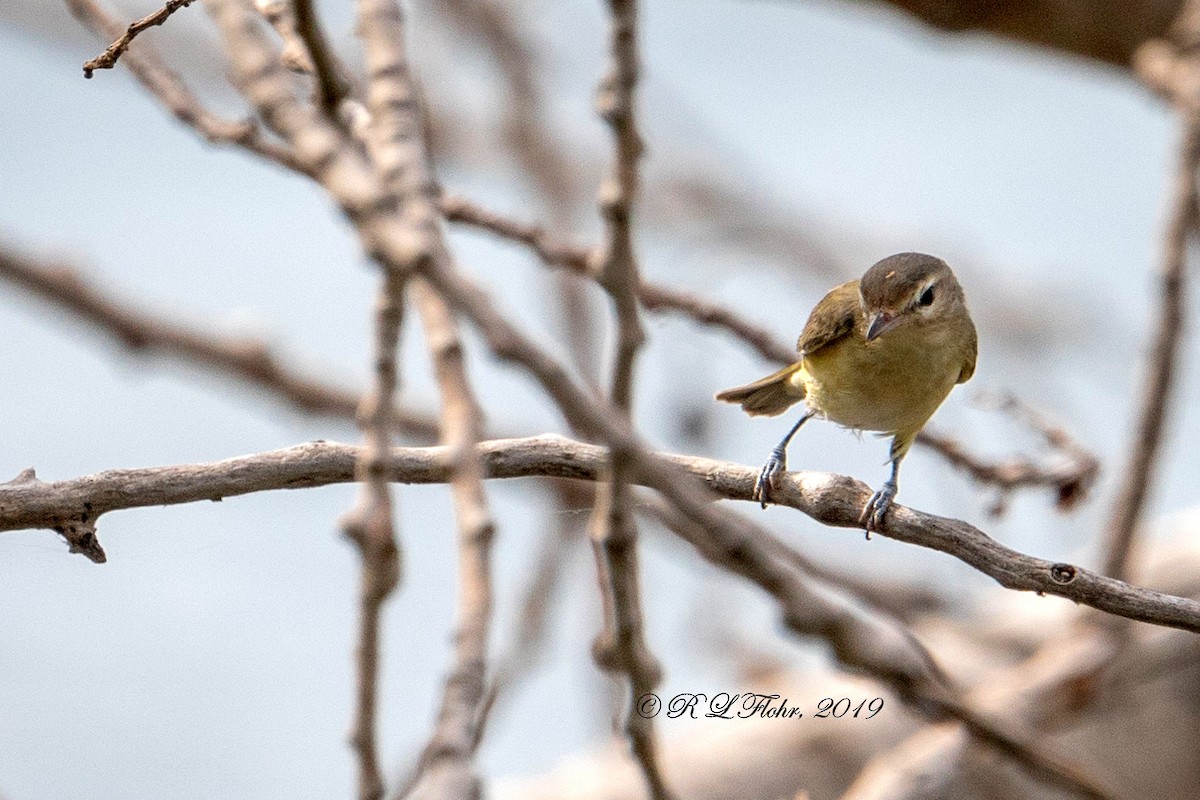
<box><xmin>861</xmin><ymin>451</ymin><xmax>902</xmax><ymax>536</ymax></box>
<box><xmin>753</xmin><ymin>411</ymin><xmax>814</xmax><ymax>508</ymax></box>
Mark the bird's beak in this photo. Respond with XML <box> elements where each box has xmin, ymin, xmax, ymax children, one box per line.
<box><xmin>866</xmin><ymin>312</ymin><xmax>899</xmax><ymax>342</ymax></box>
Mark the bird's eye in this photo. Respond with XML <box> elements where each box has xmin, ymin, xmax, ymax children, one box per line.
<box><xmin>918</xmin><ymin>286</ymin><xmax>935</xmax><ymax>307</ymax></box>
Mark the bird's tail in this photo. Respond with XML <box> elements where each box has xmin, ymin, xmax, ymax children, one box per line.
<box><xmin>715</xmin><ymin>362</ymin><xmax>806</xmax><ymax>417</ymax></box>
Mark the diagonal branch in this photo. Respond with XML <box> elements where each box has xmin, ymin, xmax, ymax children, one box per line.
<box><xmin>81</xmin><ymin>0</ymin><xmax>196</xmax><ymax>78</ymax></box>
<box><xmin>437</xmin><ymin>193</ymin><xmax>798</xmax><ymax>365</ymax></box>
<box><xmin>291</xmin><ymin>0</ymin><xmax>353</xmax><ymax>118</ymax></box>
<box><xmin>0</xmin><ymin>244</ymin><xmax>439</xmax><ymax>437</ymax></box>
<box><xmin>67</xmin><ymin>0</ymin><xmax>306</xmax><ymax>173</ymax></box>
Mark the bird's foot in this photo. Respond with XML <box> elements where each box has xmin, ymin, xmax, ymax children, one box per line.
<box><xmin>752</xmin><ymin>446</ymin><xmax>787</xmax><ymax>509</ymax></box>
<box><xmin>859</xmin><ymin>480</ymin><xmax>897</xmax><ymax>536</ymax></box>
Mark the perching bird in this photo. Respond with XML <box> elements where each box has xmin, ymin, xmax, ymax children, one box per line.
<box><xmin>715</xmin><ymin>252</ymin><xmax>977</xmax><ymax>530</ymax></box>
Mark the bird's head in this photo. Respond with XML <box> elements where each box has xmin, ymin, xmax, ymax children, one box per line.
<box><xmin>859</xmin><ymin>252</ymin><xmax>965</xmax><ymax>342</ymax></box>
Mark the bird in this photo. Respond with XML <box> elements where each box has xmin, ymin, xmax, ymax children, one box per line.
<box><xmin>715</xmin><ymin>252</ymin><xmax>977</xmax><ymax>530</ymax></box>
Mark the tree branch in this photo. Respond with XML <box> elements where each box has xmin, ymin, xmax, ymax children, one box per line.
<box><xmin>81</xmin><ymin>0</ymin><xmax>196</xmax><ymax>78</ymax></box>
<box><xmin>437</xmin><ymin>192</ymin><xmax>798</xmax><ymax>365</ymax></box>
<box><xmin>340</xmin><ymin>270</ymin><xmax>406</xmax><ymax>800</ymax></box>
<box><xmin>4</xmin><ymin>435</ymin><xmax>1199</xmax><ymax>638</ymax></box>
<box><xmin>67</xmin><ymin>0</ymin><xmax>306</xmax><ymax>172</ymax></box>
<box><xmin>848</xmin><ymin>0</ymin><xmax>1182</xmax><ymax>70</ymax></box>
<box><xmin>1102</xmin><ymin>11</ymin><xmax>1200</xmax><ymax>582</ymax></box>
<box><xmin>0</xmin><ymin>244</ymin><xmax>438</xmax><ymax>437</ymax></box>
<box><xmin>291</xmin><ymin>0</ymin><xmax>353</xmax><ymax>119</ymax></box>
<box><xmin>398</xmin><ymin>283</ymin><xmax>495</xmax><ymax>800</ymax></box>
<box><xmin>0</xmin><ymin>435</ymin><xmax>1126</xmax><ymax>797</ymax></box>
<box><xmin>586</xmin><ymin>2</ymin><xmax>672</xmax><ymax>798</ymax></box>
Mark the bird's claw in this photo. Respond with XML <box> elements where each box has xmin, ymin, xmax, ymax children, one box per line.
<box><xmin>859</xmin><ymin>480</ymin><xmax>897</xmax><ymax>534</ymax></box>
<box><xmin>753</xmin><ymin>447</ymin><xmax>787</xmax><ymax>509</ymax></box>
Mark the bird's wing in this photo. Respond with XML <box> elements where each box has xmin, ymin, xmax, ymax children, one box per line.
<box><xmin>957</xmin><ymin>318</ymin><xmax>979</xmax><ymax>384</ymax></box>
<box><xmin>796</xmin><ymin>280</ymin><xmax>861</xmax><ymax>356</ymax></box>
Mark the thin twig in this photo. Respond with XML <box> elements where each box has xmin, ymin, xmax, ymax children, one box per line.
<box><xmin>430</xmin><ymin>0</ymin><xmax>605</xmax><ymax>392</ymax></box>
<box><xmin>351</xmin><ymin>0</ymin><xmax>498</xmax><ymax>796</ymax></box>
<box><xmin>437</xmin><ymin>192</ymin><xmax>798</xmax><ymax>365</ymax></box>
<box><xmin>586</xmin><ymin>2</ymin><xmax>672</xmax><ymax>799</ymax></box>
<box><xmin>81</xmin><ymin>0</ymin><xmax>196</xmax><ymax>77</ymax></box>
<box><xmin>67</xmin><ymin>0</ymin><xmax>307</xmax><ymax>172</ymax></box>
<box><xmin>341</xmin><ymin>270</ymin><xmax>407</xmax><ymax>800</ymax></box>
<box><xmin>0</xmin><ymin>245</ymin><xmax>438</xmax><ymax>437</ymax></box>
<box><xmin>292</xmin><ymin>0</ymin><xmax>353</xmax><ymax>118</ymax></box>
<box><xmin>1103</xmin><ymin>13</ymin><xmax>1200</xmax><ymax>582</ymax></box>
<box><xmin>921</xmin><ymin>392</ymin><xmax>1100</xmax><ymax>516</ymax></box>
<box><xmin>473</xmin><ymin>508</ymin><xmax>580</xmax><ymax>744</ymax></box>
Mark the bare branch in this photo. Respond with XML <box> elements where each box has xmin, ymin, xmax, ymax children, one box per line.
<box><xmin>6</xmin><ymin>435</ymin><xmax>1200</xmax><ymax>637</ymax></box>
<box><xmin>847</xmin><ymin>0</ymin><xmax>1182</xmax><ymax>70</ymax></box>
<box><xmin>920</xmin><ymin>393</ymin><xmax>1100</xmax><ymax>516</ymax></box>
<box><xmin>291</xmin><ymin>0</ymin><xmax>353</xmax><ymax>118</ymax></box>
<box><xmin>585</xmin><ymin>2</ymin><xmax>673</xmax><ymax>799</ymax></box>
<box><xmin>81</xmin><ymin>0</ymin><xmax>196</xmax><ymax>78</ymax></box>
<box><xmin>474</xmin><ymin>511</ymin><xmax>578</xmax><ymax>742</ymax></box>
<box><xmin>438</xmin><ymin>193</ymin><xmax>798</xmax><ymax>365</ymax></box>
<box><xmin>1103</xmin><ymin>14</ymin><xmax>1200</xmax><ymax>581</ymax></box>
<box><xmin>67</xmin><ymin>0</ymin><xmax>307</xmax><ymax>172</ymax></box>
<box><xmin>399</xmin><ymin>284</ymin><xmax>495</xmax><ymax>799</ymax></box>
<box><xmin>341</xmin><ymin>271</ymin><xmax>407</xmax><ymax>800</ymax></box>
<box><xmin>0</xmin><ymin>244</ymin><xmax>439</xmax><ymax>437</ymax></box>
<box><xmin>0</xmin><ymin>435</ymin><xmax>1129</xmax><ymax>797</ymax></box>
<box><xmin>255</xmin><ymin>0</ymin><xmax>315</xmax><ymax>73</ymax></box>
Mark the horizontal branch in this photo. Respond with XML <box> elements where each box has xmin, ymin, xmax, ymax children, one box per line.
<box><xmin>3</xmin><ymin>435</ymin><xmax>1196</xmax><ymax>634</ymax></box>
<box><xmin>2</xmin><ymin>234</ymin><xmax>1095</xmax><ymax>511</ymax></box>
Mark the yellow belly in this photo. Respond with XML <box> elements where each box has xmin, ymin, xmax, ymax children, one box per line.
<box><xmin>793</xmin><ymin>328</ymin><xmax>962</xmax><ymax>436</ymax></box>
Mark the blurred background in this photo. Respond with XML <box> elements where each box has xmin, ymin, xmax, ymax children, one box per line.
<box><xmin>2</xmin><ymin>1</ymin><xmax>1198</xmax><ymax>798</ymax></box>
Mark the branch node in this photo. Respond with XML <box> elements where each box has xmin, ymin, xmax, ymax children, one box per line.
<box><xmin>1050</xmin><ymin>563</ymin><xmax>1078</xmax><ymax>584</ymax></box>
<box><xmin>54</xmin><ymin>517</ymin><xmax>106</xmax><ymax>564</ymax></box>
